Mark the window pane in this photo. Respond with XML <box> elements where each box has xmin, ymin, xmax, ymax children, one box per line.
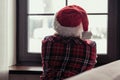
<box><xmin>68</xmin><ymin>0</ymin><xmax>108</xmax><ymax>13</ymax></box>
<box><xmin>28</xmin><ymin>15</ymin><xmax>108</xmax><ymax>54</ymax></box>
<box><xmin>88</xmin><ymin>15</ymin><xmax>108</xmax><ymax>54</ymax></box>
<box><xmin>28</xmin><ymin>0</ymin><xmax>65</xmax><ymax>14</ymax></box>
<box><xmin>28</xmin><ymin>16</ymin><xmax>55</xmax><ymax>53</ymax></box>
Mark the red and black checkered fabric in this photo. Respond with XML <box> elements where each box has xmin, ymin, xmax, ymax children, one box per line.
<box><xmin>40</xmin><ymin>34</ymin><xmax>97</xmax><ymax>80</ymax></box>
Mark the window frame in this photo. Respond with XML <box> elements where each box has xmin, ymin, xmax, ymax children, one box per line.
<box><xmin>16</xmin><ymin>0</ymin><xmax>119</xmax><ymax>66</ymax></box>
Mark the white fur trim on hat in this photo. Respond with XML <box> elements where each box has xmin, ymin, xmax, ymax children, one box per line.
<box><xmin>54</xmin><ymin>18</ymin><xmax>83</xmax><ymax>37</ymax></box>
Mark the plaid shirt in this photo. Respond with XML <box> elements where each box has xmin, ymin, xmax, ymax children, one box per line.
<box><xmin>40</xmin><ymin>34</ymin><xmax>97</xmax><ymax>80</ymax></box>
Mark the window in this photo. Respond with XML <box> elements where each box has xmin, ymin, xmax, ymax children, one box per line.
<box><xmin>28</xmin><ymin>0</ymin><xmax>108</xmax><ymax>54</ymax></box>
<box><xmin>17</xmin><ymin>0</ymin><xmax>119</xmax><ymax>66</ymax></box>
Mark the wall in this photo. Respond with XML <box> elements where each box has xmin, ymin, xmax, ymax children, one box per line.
<box><xmin>0</xmin><ymin>0</ymin><xmax>8</xmax><ymax>79</ymax></box>
<box><xmin>0</xmin><ymin>0</ymin><xmax>16</xmax><ymax>80</ymax></box>
<box><xmin>7</xmin><ymin>0</ymin><xmax>16</xmax><ymax>66</ymax></box>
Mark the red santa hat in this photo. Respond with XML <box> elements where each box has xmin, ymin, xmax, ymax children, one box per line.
<box><xmin>54</xmin><ymin>5</ymin><xmax>89</xmax><ymax>37</ymax></box>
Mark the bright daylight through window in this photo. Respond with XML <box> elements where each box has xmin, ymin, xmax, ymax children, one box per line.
<box><xmin>28</xmin><ymin>0</ymin><xmax>108</xmax><ymax>54</ymax></box>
